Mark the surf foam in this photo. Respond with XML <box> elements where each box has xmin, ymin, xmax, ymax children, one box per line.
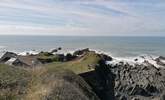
<box><xmin>18</xmin><ymin>50</ymin><xmax>39</xmax><ymax>56</ymax></box>
<box><xmin>106</xmin><ymin>54</ymin><xmax>165</xmax><ymax>68</ymax></box>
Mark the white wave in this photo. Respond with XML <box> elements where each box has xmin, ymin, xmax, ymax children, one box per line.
<box><xmin>1</xmin><ymin>48</ymin><xmax>164</xmax><ymax>68</ymax></box>
<box><xmin>88</xmin><ymin>49</ymin><xmax>164</xmax><ymax>68</ymax></box>
<box><xmin>81</xmin><ymin>48</ymin><xmax>164</xmax><ymax>68</ymax></box>
<box><xmin>50</xmin><ymin>48</ymin><xmax>165</xmax><ymax>69</ymax></box>
<box><xmin>106</xmin><ymin>54</ymin><xmax>165</xmax><ymax>68</ymax></box>
<box><xmin>18</xmin><ymin>50</ymin><xmax>39</xmax><ymax>56</ymax></box>
<box><xmin>161</xmin><ymin>59</ymin><xmax>165</xmax><ymax>64</ymax></box>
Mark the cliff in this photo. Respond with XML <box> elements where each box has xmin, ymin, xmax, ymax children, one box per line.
<box><xmin>0</xmin><ymin>49</ymin><xmax>165</xmax><ymax>100</ymax></box>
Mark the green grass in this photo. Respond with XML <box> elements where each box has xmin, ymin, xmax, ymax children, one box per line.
<box><xmin>0</xmin><ymin>51</ymin><xmax>101</xmax><ymax>100</ymax></box>
<box><xmin>45</xmin><ymin>51</ymin><xmax>101</xmax><ymax>74</ymax></box>
<box><xmin>38</xmin><ymin>52</ymin><xmax>53</xmax><ymax>57</ymax></box>
<box><xmin>0</xmin><ymin>64</ymin><xmax>31</xmax><ymax>100</ymax></box>
<box><xmin>37</xmin><ymin>52</ymin><xmax>63</xmax><ymax>62</ymax></box>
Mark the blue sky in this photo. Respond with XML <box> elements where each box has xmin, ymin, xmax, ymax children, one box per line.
<box><xmin>0</xmin><ymin>0</ymin><xmax>165</xmax><ymax>36</ymax></box>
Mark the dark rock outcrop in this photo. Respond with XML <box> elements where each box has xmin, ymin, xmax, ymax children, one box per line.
<box><xmin>73</xmin><ymin>48</ymin><xmax>90</xmax><ymax>56</ymax></box>
<box><xmin>65</xmin><ymin>53</ymin><xmax>77</xmax><ymax>61</ymax></box>
<box><xmin>80</xmin><ymin>60</ymin><xmax>115</xmax><ymax>100</ymax></box>
<box><xmin>98</xmin><ymin>54</ymin><xmax>113</xmax><ymax>61</ymax></box>
<box><xmin>108</xmin><ymin>62</ymin><xmax>165</xmax><ymax>100</ymax></box>
<box><xmin>158</xmin><ymin>56</ymin><xmax>165</xmax><ymax>60</ymax></box>
<box><xmin>0</xmin><ymin>52</ymin><xmax>17</xmax><ymax>63</ymax></box>
<box><xmin>80</xmin><ymin>53</ymin><xmax>165</xmax><ymax>100</ymax></box>
<box><xmin>50</xmin><ymin>47</ymin><xmax>62</xmax><ymax>53</ymax></box>
<box><xmin>155</xmin><ymin>56</ymin><xmax>165</xmax><ymax>67</ymax></box>
<box><xmin>51</xmin><ymin>49</ymin><xmax>58</xmax><ymax>53</ymax></box>
<box><xmin>58</xmin><ymin>47</ymin><xmax>62</xmax><ymax>50</ymax></box>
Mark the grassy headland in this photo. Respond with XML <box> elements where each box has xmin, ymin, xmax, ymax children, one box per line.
<box><xmin>0</xmin><ymin>50</ymin><xmax>101</xmax><ymax>100</ymax></box>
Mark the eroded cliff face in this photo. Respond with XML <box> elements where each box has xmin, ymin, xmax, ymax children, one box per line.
<box><xmin>81</xmin><ymin>57</ymin><xmax>165</xmax><ymax>100</ymax></box>
<box><xmin>110</xmin><ymin>62</ymin><xmax>165</xmax><ymax>100</ymax></box>
<box><xmin>80</xmin><ymin>60</ymin><xmax>115</xmax><ymax>100</ymax></box>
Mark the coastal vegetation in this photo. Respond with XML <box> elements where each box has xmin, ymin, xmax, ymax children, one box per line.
<box><xmin>0</xmin><ymin>49</ymin><xmax>102</xmax><ymax>100</ymax></box>
<box><xmin>0</xmin><ymin>49</ymin><xmax>165</xmax><ymax>100</ymax></box>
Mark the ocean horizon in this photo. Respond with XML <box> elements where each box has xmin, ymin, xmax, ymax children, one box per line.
<box><xmin>0</xmin><ymin>35</ymin><xmax>165</xmax><ymax>58</ymax></box>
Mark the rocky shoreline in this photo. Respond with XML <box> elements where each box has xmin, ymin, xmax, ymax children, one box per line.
<box><xmin>0</xmin><ymin>48</ymin><xmax>165</xmax><ymax>100</ymax></box>
<box><xmin>107</xmin><ymin>59</ymin><xmax>165</xmax><ymax>100</ymax></box>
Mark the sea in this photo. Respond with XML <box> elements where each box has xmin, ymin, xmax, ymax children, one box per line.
<box><xmin>0</xmin><ymin>35</ymin><xmax>165</xmax><ymax>58</ymax></box>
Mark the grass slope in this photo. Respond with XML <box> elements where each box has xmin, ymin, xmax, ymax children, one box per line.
<box><xmin>0</xmin><ymin>51</ymin><xmax>101</xmax><ymax>100</ymax></box>
<box><xmin>45</xmin><ymin>51</ymin><xmax>101</xmax><ymax>74</ymax></box>
<box><xmin>0</xmin><ymin>64</ymin><xmax>31</xmax><ymax>100</ymax></box>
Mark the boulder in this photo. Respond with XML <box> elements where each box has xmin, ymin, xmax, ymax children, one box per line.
<box><xmin>50</xmin><ymin>49</ymin><xmax>58</xmax><ymax>53</ymax></box>
<box><xmin>134</xmin><ymin>59</ymin><xmax>138</xmax><ymax>62</ymax></box>
<box><xmin>155</xmin><ymin>56</ymin><xmax>165</xmax><ymax>67</ymax></box>
<box><xmin>58</xmin><ymin>47</ymin><xmax>62</xmax><ymax>50</ymax></box>
<box><xmin>99</xmin><ymin>54</ymin><xmax>113</xmax><ymax>61</ymax></box>
<box><xmin>158</xmin><ymin>56</ymin><xmax>165</xmax><ymax>60</ymax></box>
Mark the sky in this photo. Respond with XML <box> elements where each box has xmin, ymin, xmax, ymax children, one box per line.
<box><xmin>0</xmin><ymin>0</ymin><xmax>165</xmax><ymax>36</ymax></box>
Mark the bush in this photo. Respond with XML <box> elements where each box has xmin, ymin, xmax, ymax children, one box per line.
<box><xmin>39</xmin><ymin>52</ymin><xmax>53</xmax><ymax>57</ymax></box>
